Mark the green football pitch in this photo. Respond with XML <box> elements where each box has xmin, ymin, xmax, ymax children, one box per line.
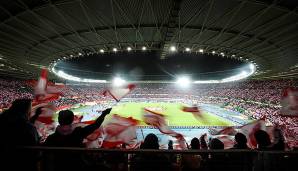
<box><xmin>71</xmin><ymin>102</ymin><xmax>235</xmax><ymax>126</ymax></box>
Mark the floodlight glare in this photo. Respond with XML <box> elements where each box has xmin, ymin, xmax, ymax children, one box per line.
<box><xmin>78</xmin><ymin>52</ymin><xmax>82</xmax><ymax>56</ymax></box>
<box><xmin>100</xmin><ymin>49</ymin><xmax>104</xmax><ymax>53</ymax></box>
<box><xmin>127</xmin><ymin>47</ymin><xmax>132</xmax><ymax>51</ymax></box>
<box><xmin>212</xmin><ymin>51</ymin><xmax>216</xmax><ymax>54</ymax></box>
<box><xmin>113</xmin><ymin>48</ymin><xmax>117</xmax><ymax>52</ymax></box>
<box><xmin>142</xmin><ymin>46</ymin><xmax>147</xmax><ymax>51</ymax></box>
<box><xmin>70</xmin><ymin>55</ymin><xmax>73</xmax><ymax>57</ymax></box>
<box><xmin>170</xmin><ymin>46</ymin><xmax>177</xmax><ymax>52</ymax></box>
<box><xmin>176</xmin><ymin>76</ymin><xmax>191</xmax><ymax>88</ymax></box>
<box><xmin>185</xmin><ymin>47</ymin><xmax>191</xmax><ymax>52</ymax></box>
<box><xmin>113</xmin><ymin>77</ymin><xmax>126</xmax><ymax>87</ymax></box>
<box><xmin>199</xmin><ymin>49</ymin><xmax>204</xmax><ymax>53</ymax></box>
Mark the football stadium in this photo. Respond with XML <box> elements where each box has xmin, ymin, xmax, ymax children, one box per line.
<box><xmin>0</xmin><ymin>0</ymin><xmax>298</xmax><ymax>170</ymax></box>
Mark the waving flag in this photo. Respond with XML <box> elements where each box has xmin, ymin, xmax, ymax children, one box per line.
<box><xmin>210</xmin><ymin>126</ymin><xmax>237</xmax><ymax>136</ymax></box>
<box><xmin>281</xmin><ymin>88</ymin><xmax>298</xmax><ymax>117</ymax></box>
<box><xmin>143</xmin><ymin>108</ymin><xmax>187</xmax><ymax>149</ymax></box>
<box><xmin>103</xmin><ymin>84</ymin><xmax>136</xmax><ymax>102</ymax></box>
<box><xmin>182</xmin><ymin>106</ymin><xmax>203</xmax><ymax>120</ymax></box>
<box><xmin>102</xmin><ymin>114</ymin><xmax>139</xmax><ymax>148</ymax></box>
<box><xmin>240</xmin><ymin>118</ymin><xmax>266</xmax><ymax>148</ymax></box>
<box><xmin>33</xmin><ymin>68</ymin><xmax>64</xmax><ymax>104</ymax></box>
<box><xmin>32</xmin><ymin>103</ymin><xmax>56</xmax><ymax>124</ymax></box>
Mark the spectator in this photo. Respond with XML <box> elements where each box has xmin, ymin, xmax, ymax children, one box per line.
<box><xmin>271</xmin><ymin>128</ymin><xmax>285</xmax><ymax>151</ymax></box>
<box><xmin>44</xmin><ymin>108</ymin><xmax>111</xmax><ymax>147</ymax></box>
<box><xmin>181</xmin><ymin>137</ymin><xmax>202</xmax><ymax>171</ymax></box>
<box><xmin>254</xmin><ymin>130</ymin><xmax>271</xmax><ymax>150</ymax></box>
<box><xmin>43</xmin><ymin>108</ymin><xmax>111</xmax><ymax>171</ymax></box>
<box><xmin>0</xmin><ymin>99</ymin><xmax>41</xmax><ymax>171</ymax></box>
<box><xmin>168</xmin><ymin>140</ymin><xmax>173</xmax><ymax>150</ymax></box>
<box><xmin>232</xmin><ymin>133</ymin><xmax>250</xmax><ymax>149</ymax></box>
<box><xmin>131</xmin><ymin>133</ymin><xmax>172</xmax><ymax>171</ymax></box>
<box><xmin>209</xmin><ymin>138</ymin><xmax>224</xmax><ymax>149</ymax></box>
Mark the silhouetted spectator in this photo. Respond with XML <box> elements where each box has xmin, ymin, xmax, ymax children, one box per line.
<box><xmin>0</xmin><ymin>99</ymin><xmax>41</xmax><ymax>171</ymax></box>
<box><xmin>254</xmin><ymin>130</ymin><xmax>271</xmax><ymax>150</ymax></box>
<box><xmin>271</xmin><ymin>128</ymin><xmax>285</xmax><ymax>150</ymax></box>
<box><xmin>232</xmin><ymin>133</ymin><xmax>250</xmax><ymax>149</ymax></box>
<box><xmin>190</xmin><ymin>137</ymin><xmax>201</xmax><ymax>149</ymax></box>
<box><xmin>181</xmin><ymin>137</ymin><xmax>202</xmax><ymax>171</ymax></box>
<box><xmin>209</xmin><ymin>138</ymin><xmax>224</xmax><ymax>149</ymax></box>
<box><xmin>131</xmin><ymin>133</ymin><xmax>172</xmax><ymax>171</ymax></box>
<box><xmin>200</xmin><ymin>133</ymin><xmax>208</xmax><ymax>149</ymax></box>
<box><xmin>44</xmin><ymin>108</ymin><xmax>111</xmax><ymax>147</ymax></box>
<box><xmin>43</xmin><ymin>108</ymin><xmax>111</xmax><ymax>171</ymax></box>
<box><xmin>168</xmin><ymin>140</ymin><xmax>173</xmax><ymax>150</ymax></box>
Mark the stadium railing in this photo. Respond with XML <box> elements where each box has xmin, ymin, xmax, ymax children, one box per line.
<box><xmin>11</xmin><ymin>147</ymin><xmax>298</xmax><ymax>171</ymax></box>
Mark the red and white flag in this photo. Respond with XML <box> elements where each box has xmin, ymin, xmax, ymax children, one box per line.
<box><xmin>143</xmin><ymin>108</ymin><xmax>187</xmax><ymax>149</ymax></box>
<box><xmin>213</xmin><ymin>135</ymin><xmax>235</xmax><ymax>149</ymax></box>
<box><xmin>182</xmin><ymin>106</ymin><xmax>203</xmax><ymax>120</ymax></box>
<box><xmin>281</xmin><ymin>88</ymin><xmax>298</xmax><ymax>117</ymax></box>
<box><xmin>239</xmin><ymin>118</ymin><xmax>266</xmax><ymax>148</ymax></box>
<box><xmin>32</xmin><ymin>103</ymin><xmax>56</xmax><ymax>124</ymax></box>
<box><xmin>210</xmin><ymin>126</ymin><xmax>237</xmax><ymax>136</ymax></box>
<box><xmin>33</xmin><ymin>68</ymin><xmax>64</xmax><ymax>104</ymax></box>
<box><xmin>102</xmin><ymin>114</ymin><xmax>139</xmax><ymax>148</ymax></box>
<box><xmin>102</xmin><ymin>84</ymin><xmax>136</xmax><ymax>102</ymax></box>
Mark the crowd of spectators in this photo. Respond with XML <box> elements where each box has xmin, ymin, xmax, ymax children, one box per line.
<box><xmin>0</xmin><ymin>78</ymin><xmax>297</xmax><ymax>147</ymax></box>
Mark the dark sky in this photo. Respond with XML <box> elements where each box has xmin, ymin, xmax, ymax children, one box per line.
<box><xmin>55</xmin><ymin>51</ymin><xmax>247</xmax><ymax>81</ymax></box>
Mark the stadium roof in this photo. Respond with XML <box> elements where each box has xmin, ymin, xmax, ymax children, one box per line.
<box><xmin>0</xmin><ymin>0</ymin><xmax>298</xmax><ymax>80</ymax></box>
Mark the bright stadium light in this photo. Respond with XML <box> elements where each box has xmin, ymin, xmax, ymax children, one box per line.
<box><xmin>170</xmin><ymin>46</ymin><xmax>177</xmax><ymax>52</ymax></box>
<box><xmin>127</xmin><ymin>47</ymin><xmax>132</xmax><ymax>51</ymax></box>
<box><xmin>113</xmin><ymin>77</ymin><xmax>126</xmax><ymax>87</ymax></box>
<box><xmin>212</xmin><ymin>51</ymin><xmax>216</xmax><ymax>54</ymax></box>
<box><xmin>113</xmin><ymin>48</ymin><xmax>117</xmax><ymax>52</ymax></box>
<box><xmin>185</xmin><ymin>47</ymin><xmax>191</xmax><ymax>52</ymax></box>
<box><xmin>70</xmin><ymin>55</ymin><xmax>73</xmax><ymax>57</ymax></box>
<box><xmin>100</xmin><ymin>49</ymin><xmax>104</xmax><ymax>53</ymax></box>
<box><xmin>142</xmin><ymin>46</ymin><xmax>147</xmax><ymax>51</ymax></box>
<box><xmin>232</xmin><ymin>54</ymin><xmax>235</xmax><ymax>57</ymax></box>
<box><xmin>176</xmin><ymin>76</ymin><xmax>191</xmax><ymax>88</ymax></box>
<box><xmin>78</xmin><ymin>52</ymin><xmax>82</xmax><ymax>56</ymax></box>
<box><xmin>220</xmin><ymin>52</ymin><xmax>224</xmax><ymax>56</ymax></box>
<box><xmin>52</xmin><ymin>69</ymin><xmax>106</xmax><ymax>83</ymax></box>
<box><xmin>199</xmin><ymin>49</ymin><xmax>204</xmax><ymax>53</ymax></box>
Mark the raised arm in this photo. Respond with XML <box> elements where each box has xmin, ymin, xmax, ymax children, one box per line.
<box><xmin>29</xmin><ymin>107</ymin><xmax>43</xmax><ymax>124</ymax></box>
<box><xmin>80</xmin><ymin>108</ymin><xmax>112</xmax><ymax>138</ymax></box>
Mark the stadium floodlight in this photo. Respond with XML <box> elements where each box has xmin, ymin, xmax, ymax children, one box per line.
<box><xmin>232</xmin><ymin>54</ymin><xmax>235</xmax><ymax>57</ymax></box>
<box><xmin>63</xmin><ymin>56</ymin><xmax>67</xmax><ymax>59</ymax></box>
<box><xmin>199</xmin><ymin>49</ymin><xmax>204</xmax><ymax>53</ymax></box>
<box><xmin>185</xmin><ymin>47</ymin><xmax>191</xmax><ymax>52</ymax></box>
<box><xmin>170</xmin><ymin>46</ymin><xmax>177</xmax><ymax>52</ymax></box>
<box><xmin>176</xmin><ymin>76</ymin><xmax>191</xmax><ymax>88</ymax></box>
<box><xmin>100</xmin><ymin>49</ymin><xmax>104</xmax><ymax>53</ymax></box>
<box><xmin>142</xmin><ymin>46</ymin><xmax>147</xmax><ymax>51</ymax></box>
<box><xmin>78</xmin><ymin>52</ymin><xmax>82</xmax><ymax>56</ymax></box>
<box><xmin>53</xmin><ymin>69</ymin><xmax>106</xmax><ymax>83</ymax></box>
<box><xmin>239</xmin><ymin>56</ymin><xmax>242</xmax><ymax>59</ymax></box>
<box><xmin>127</xmin><ymin>47</ymin><xmax>132</xmax><ymax>51</ymax></box>
<box><xmin>212</xmin><ymin>51</ymin><xmax>216</xmax><ymax>54</ymax></box>
<box><xmin>113</xmin><ymin>77</ymin><xmax>126</xmax><ymax>87</ymax></box>
<box><xmin>70</xmin><ymin>55</ymin><xmax>73</xmax><ymax>57</ymax></box>
<box><xmin>113</xmin><ymin>48</ymin><xmax>117</xmax><ymax>52</ymax></box>
<box><xmin>220</xmin><ymin>52</ymin><xmax>224</xmax><ymax>56</ymax></box>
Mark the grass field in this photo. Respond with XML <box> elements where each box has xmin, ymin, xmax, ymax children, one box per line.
<box><xmin>72</xmin><ymin>102</ymin><xmax>235</xmax><ymax>126</ymax></box>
